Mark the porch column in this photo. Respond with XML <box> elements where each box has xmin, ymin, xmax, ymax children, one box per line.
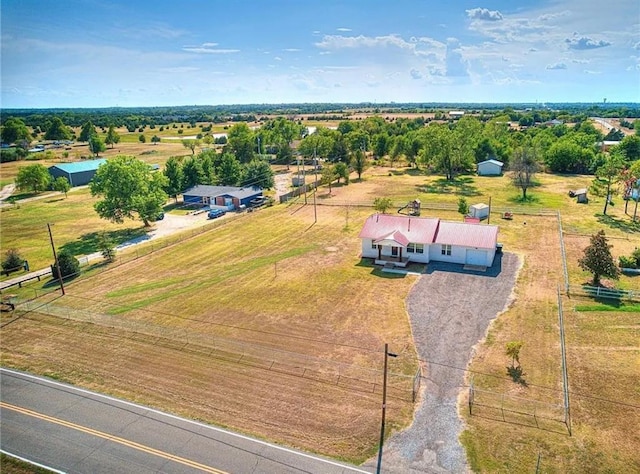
<box><xmin>398</xmin><ymin>247</ymin><xmax>402</xmax><ymax>262</ymax></box>
<box><xmin>377</xmin><ymin>244</ymin><xmax>381</xmax><ymax>260</ymax></box>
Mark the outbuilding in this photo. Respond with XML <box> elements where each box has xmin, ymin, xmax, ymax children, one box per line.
<box><xmin>477</xmin><ymin>159</ymin><xmax>504</xmax><ymax>176</ymax></box>
<box><xmin>469</xmin><ymin>203</ymin><xmax>490</xmax><ymax>220</ymax></box>
<box><xmin>48</xmin><ymin>159</ymin><xmax>107</xmax><ymax>187</ymax></box>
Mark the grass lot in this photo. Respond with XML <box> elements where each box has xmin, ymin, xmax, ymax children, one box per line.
<box><xmin>1</xmin><ymin>161</ymin><xmax>639</xmax><ymax>468</ymax></box>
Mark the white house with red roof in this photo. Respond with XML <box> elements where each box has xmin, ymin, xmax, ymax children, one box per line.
<box><xmin>359</xmin><ymin>214</ymin><xmax>498</xmax><ymax>268</ymax></box>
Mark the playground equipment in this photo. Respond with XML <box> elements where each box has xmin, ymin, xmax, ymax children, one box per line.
<box><xmin>398</xmin><ymin>199</ymin><xmax>421</xmax><ymax>216</ymax></box>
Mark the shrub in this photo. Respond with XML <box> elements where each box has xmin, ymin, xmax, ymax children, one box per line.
<box><xmin>618</xmin><ymin>256</ymin><xmax>638</xmax><ymax>269</ymax></box>
<box><xmin>2</xmin><ymin>249</ymin><xmax>25</xmax><ymax>274</ymax></box>
<box><xmin>51</xmin><ymin>250</ymin><xmax>80</xmax><ymax>278</ymax></box>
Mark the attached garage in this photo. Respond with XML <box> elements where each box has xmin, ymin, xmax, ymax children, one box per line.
<box><xmin>466</xmin><ymin>249</ymin><xmax>488</xmax><ymax>266</ymax></box>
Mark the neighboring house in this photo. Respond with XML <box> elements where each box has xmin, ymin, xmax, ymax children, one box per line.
<box><xmin>448</xmin><ymin>111</ymin><xmax>465</xmax><ymax>119</ymax></box>
<box><xmin>596</xmin><ymin>141</ymin><xmax>620</xmax><ymax>152</ymax></box>
<box><xmin>477</xmin><ymin>159</ymin><xmax>504</xmax><ymax>176</ymax></box>
<box><xmin>359</xmin><ymin>214</ymin><xmax>498</xmax><ymax>268</ymax></box>
<box><xmin>182</xmin><ymin>185</ymin><xmax>263</xmax><ymax>210</ymax></box>
<box><xmin>48</xmin><ymin>159</ymin><xmax>107</xmax><ymax>187</ymax></box>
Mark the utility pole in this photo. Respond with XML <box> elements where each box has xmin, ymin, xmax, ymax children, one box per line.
<box><xmin>313</xmin><ymin>146</ymin><xmax>318</xmax><ymax>223</ymax></box>
<box><xmin>47</xmin><ymin>223</ymin><xmax>65</xmax><ymax>295</ymax></box>
<box><xmin>376</xmin><ymin>343</ymin><xmax>397</xmax><ymax>474</ymax></box>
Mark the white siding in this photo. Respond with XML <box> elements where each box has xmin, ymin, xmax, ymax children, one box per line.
<box><xmin>429</xmin><ymin>244</ymin><xmax>496</xmax><ymax>266</ymax></box>
<box><xmin>361</xmin><ymin>239</ymin><xmax>378</xmax><ymax>259</ymax></box>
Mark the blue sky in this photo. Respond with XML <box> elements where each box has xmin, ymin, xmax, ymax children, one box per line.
<box><xmin>1</xmin><ymin>0</ymin><xmax>639</xmax><ymax>108</ymax></box>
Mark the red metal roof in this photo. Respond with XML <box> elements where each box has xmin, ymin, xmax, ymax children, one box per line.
<box><xmin>359</xmin><ymin>214</ymin><xmax>439</xmax><ymax>244</ymax></box>
<box><xmin>433</xmin><ymin>221</ymin><xmax>498</xmax><ymax>249</ymax></box>
<box><xmin>359</xmin><ymin>213</ymin><xmax>498</xmax><ymax>249</ymax></box>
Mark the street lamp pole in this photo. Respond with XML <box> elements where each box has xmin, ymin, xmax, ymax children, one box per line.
<box><xmin>47</xmin><ymin>223</ymin><xmax>65</xmax><ymax>295</ymax></box>
<box><xmin>376</xmin><ymin>343</ymin><xmax>397</xmax><ymax>474</ymax></box>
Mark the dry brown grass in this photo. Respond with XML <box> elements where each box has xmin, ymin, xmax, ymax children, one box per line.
<box><xmin>1</xmin><ymin>165</ymin><xmax>638</xmax><ymax>469</ymax></box>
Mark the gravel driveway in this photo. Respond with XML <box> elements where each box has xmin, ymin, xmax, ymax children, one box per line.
<box><xmin>377</xmin><ymin>252</ymin><xmax>521</xmax><ymax>473</ymax></box>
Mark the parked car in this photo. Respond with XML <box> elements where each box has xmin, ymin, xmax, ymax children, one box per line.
<box><xmin>207</xmin><ymin>209</ymin><xmax>226</xmax><ymax>219</ymax></box>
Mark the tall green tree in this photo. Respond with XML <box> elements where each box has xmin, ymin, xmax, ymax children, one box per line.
<box><xmin>105</xmin><ymin>125</ymin><xmax>120</xmax><ymax>148</ymax></box>
<box><xmin>89</xmin><ymin>135</ymin><xmax>106</xmax><ymax>156</ymax></box>
<box><xmin>216</xmin><ymin>153</ymin><xmax>243</xmax><ymax>186</ymax></box>
<box><xmin>510</xmin><ymin>145</ymin><xmax>540</xmax><ymax>200</ymax></box>
<box><xmin>242</xmin><ymin>159</ymin><xmax>274</xmax><ymax>189</ymax></box>
<box><xmin>16</xmin><ymin>163</ymin><xmax>51</xmax><ymax>193</ymax></box>
<box><xmin>163</xmin><ymin>156</ymin><xmax>184</xmax><ymax>202</ymax></box>
<box><xmin>44</xmin><ymin>117</ymin><xmax>72</xmax><ymax>141</ymax></box>
<box><xmin>227</xmin><ymin>123</ymin><xmax>255</xmax><ymax>163</ymax></box>
<box><xmin>79</xmin><ymin>121</ymin><xmax>97</xmax><ymax>142</ymax></box>
<box><xmin>591</xmin><ymin>151</ymin><xmax>625</xmax><ymax>215</ymax></box>
<box><xmin>321</xmin><ymin>164</ymin><xmax>337</xmax><ymax>193</ymax></box>
<box><xmin>52</xmin><ymin>176</ymin><xmax>71</xmax><ymax>197</ymax></box>
<box><xmin>334</xmin><ymin>162</ymin><xmax>350</xmax><ymax>184</ymax></box>
<box><xmin>181</xmin><ymin>156</ymin><xmax>205</xmax><ymax>190</ymax></box>
<box><xmin>90</xmin><ymin>155</ymin><xmax>168</xmax><ymax>227</ymax></box>
<box><xmin>578</xmin><ymin>230</ymin><xmax>620</xmax><ymax>286</ymax></box>
<box><xmin>618</xmin><ymin>135</ymin><xmax>640</xmax><ymax>161</ymax></box>
<box><xmin>1</xmin><ymin>118</ymin><xmax>32</xmax><ymax>144</ymax></box>
<box><xmin>352</xmin><ymin>150</ymin><xmax>368</xmax><ymax>180</ymax></box>
<box><xmin>182</xmin><ymin>139</ymin><xmax>200</xmax><ymax>155</ymax></box>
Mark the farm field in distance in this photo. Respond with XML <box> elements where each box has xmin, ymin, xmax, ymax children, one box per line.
<box><xmin>1</xmin><ymin>116</ymin><xmax>639</xmax><ymax>470</ymax></box>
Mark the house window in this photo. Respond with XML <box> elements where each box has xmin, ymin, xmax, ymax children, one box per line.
<box><xmin>371</xmin><ymin>241</ymin><xmax>377</xmax><ymax>250</ymax></box>
<box><xmin>407</xmin><ymin>243</ymin><xmax>424</xmax><ymax>254</ymax></box>
<box><xmin>441</xmin><ymin>244</ymin><xmax>452</xmax><ymax>256</ymax></box>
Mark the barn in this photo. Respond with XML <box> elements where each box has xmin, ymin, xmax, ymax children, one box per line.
<box><xmin>359</xmin><ymin>214</ymin><xmax>499</xmax><ymax>268</ymax></box>
<box><xmin>477</xmin><ymin>159</ymin><xmax>504</xmax><ymax>176</ymax></box>
<box><xmin>48</xmin><ymin>159</ymin><xmax>107</xmax><ymax>187</ymax></box>
<box><xmin>182</xmin><ymin>185</ymin><xmax>263</xmax><ymax>210</ymax></box>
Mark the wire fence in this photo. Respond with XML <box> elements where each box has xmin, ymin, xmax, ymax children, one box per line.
<box><xmin>468</xmin><ymin>380</ymin><xmax>568</xmax><ymax>433</ymax></box>
<box><xmin>16</xmin><ymin>298</ymin><xmax>418</xmax><ymax>401</ymax></box>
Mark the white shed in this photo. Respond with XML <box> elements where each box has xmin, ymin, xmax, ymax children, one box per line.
<box><xmin>470</xmin><ymin>203</ymin><xmax>490</xmax><ymax>220</ymax></box>
<box><xmin>477</xmin><ymin>159</ymin><xmax>504</xmax><ymax>176</ymax></box>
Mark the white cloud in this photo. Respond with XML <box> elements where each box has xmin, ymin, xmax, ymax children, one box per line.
<box><xmin>183</xmin><ymin>43</ymin><xmax>240</xmax><ymax>54</ymax></box>
<box><xmin>466</xmin><ymin>8</ymin><xmax>504</xmax><ymax>21</ymax></box>
<box><xmin>283</xmin><ymin>48</ymin><xmax>301</xmax><ymax>52</ymax></box>
<box><xmin>315</xmin><ymin>34</ymin><xmax>414</xmax><ymax>51</ymax></box>
<box><xmin>546</xmin><ymin>62</ymin><xmax>567</xmax><ymax>70</ymax></box>
<box><xmin>633</xmin><ymin>41</ymin><xmax>640</xmax><ymax>50</ymax></box>
<box><xmin>571</xmin><ymin>58</ymin><xmax>589</xmax><ymax>64</ymax></box>
<box><xmin>410</xmin><ymin>68</ymin><xmax>423</xmax><ymax>79</ymax></box>
<box><xmin>445</xmin><ymin>38</ymin><xmax>469</xmax><ymax>77</ymax></box>
<box><xmin>336</xmin><ymin>28</ymin><xmax>352</xmax><ymax>32</ymax></box>
<box><xmin>565</xmin><ymin>35</ymin><xmax>612</xmax><ymax>50</ymax></box>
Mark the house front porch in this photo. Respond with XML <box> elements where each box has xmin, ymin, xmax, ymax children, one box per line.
<box><xmin>374</xmin><ymin>255</ymin><xmax>409</xmax><ymax>267</ymax></box>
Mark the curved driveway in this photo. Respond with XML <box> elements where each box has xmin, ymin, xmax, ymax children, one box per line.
<box><xmin>380</xmin><ymin>252</ymin><xmax>520</xmax><ymax>473</ymax></box>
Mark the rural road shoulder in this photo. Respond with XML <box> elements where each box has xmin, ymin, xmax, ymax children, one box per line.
<box><xmin>379</xmin><ymin>252</ymin><xmax>521</xmax><ymax>473</ymax></box>
<box><xmin>0</xmin><ymin>368</ymin><xmax>372</xmax><ymax>474</ymax></box>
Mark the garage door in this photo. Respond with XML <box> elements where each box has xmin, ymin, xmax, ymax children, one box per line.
<box><xmin>466</xmin><ymin>249</ymin><xmax>487</xmax><ymax>266</ymax></box>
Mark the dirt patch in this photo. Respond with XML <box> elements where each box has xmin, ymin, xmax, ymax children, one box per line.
<box><xmin>373</xmin><ymin>253</ymin><xmax>521</xmax><ymax>473</ymax></box>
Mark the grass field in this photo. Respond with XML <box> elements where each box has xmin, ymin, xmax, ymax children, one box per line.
<box><xmin>1</xmin><ymin>159</ymin><xmax>639</xmax><ymax>468</ymax></box>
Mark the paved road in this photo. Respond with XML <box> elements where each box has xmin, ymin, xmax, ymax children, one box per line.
<box><xmin>0</xmin><ymin>368</ymin><xmax>371</xmax><ymax>474</ymax></box>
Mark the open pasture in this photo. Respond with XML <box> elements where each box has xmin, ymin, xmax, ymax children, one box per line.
<box><xmin>1</xmin><ymin>164</ymin><xmax>639</xmax><ymax>468</ymax></box>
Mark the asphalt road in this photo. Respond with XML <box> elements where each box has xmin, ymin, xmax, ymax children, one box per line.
<box><xmin>0</xmin><ymin>368</ymin><xmax>372</xmax><ymax>474</ymax></box>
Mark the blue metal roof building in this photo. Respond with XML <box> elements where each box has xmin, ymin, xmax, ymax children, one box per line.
<box><xmin>183</xmin><ymin>185</ymin><xmax>263</xmax><ymax>210</ymax></box>
<box><xmin>49</xmin><ymin>159</ymin><xmax>107</xmax><ymax>187</ymax></box>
